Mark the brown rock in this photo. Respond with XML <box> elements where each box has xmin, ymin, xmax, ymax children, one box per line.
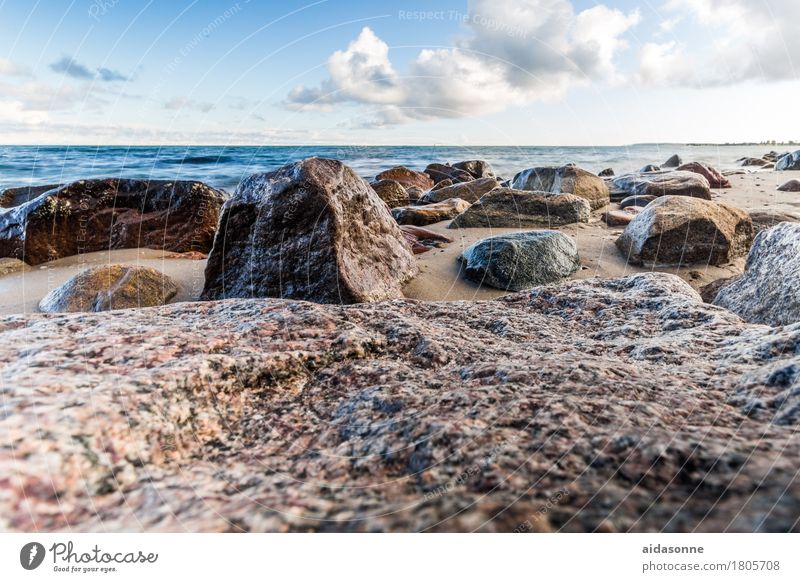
<box><xmin>424</xmin><ymin>163</ymin><xmax>474</xmax><ymax>185</ymax></box>
<box><xmin>374</xmin><ymin>166</ymin><xmax>433</xmax><ymax>191</ymax></box>
<box><xmin>448</xmin><ymin>188</ymin><xmax>590</xmax><ymax>229</ymax></box>
<box><xmin>451</xmin><ymin>160</ymin><xmax>496</xmax><ymax>179</ymax></box>
<box><xmin>370</xmin><ymin>179</ymin><xmax>410</xmax><ymax>208</ymax></box>
<box><xmin>777</xmin><ymin>180</ymin><xmax>800</xmax><ymax>192</ymax></box>
<box><xmin>419</xmin><ymin>177</ymin><xmax>499</xmax><ymax>204</ymax></box>
<box><xmin>3</xmin><ymin>273</ymin><xmax>800</xmax><ymax>532</ymax></box>
<box><xmin>747</xmin><ymin>210</ymin><xmax>800</xmax><ymax>233</ymax></box>
<box><xmin>399</xmin><ymin>225</ymin><xmax>453</xmax><ymax>254</ymax></box>
<box><xmin>612</xmin><ymin>171</ymin><xmax>712</xmax><ymax>201</ymax></box>
<box><xmin>699</xmin><ymin>276</ymin><xmax>738</xmax><ymax>303</ymax></box>
<box><xmin>0</xmin><ymin>257</ymin><xmax>30</xmax><ymax>276</ymax></box>
<box><xmin>392</xmin><ymin>198</ymin><xmax>471</xmax><ymax>226</ymax></box>
<box><xmin>616</xmin><ymin>196</ymin><xmax>754</xmax><ymax>266</ymax></box>
<box><xmin>602</xmin><ymin>207</ymin><xmax>641</xmax><ymax>227</ymax></box>
<box><xmin>38</xmin><ymin>264</ymin><xmax>178</xmax><ymax>313</ymax></box>
<box><xmin>676</xmin><ymin>162</ymin><xmax>732</xmax><ymax>189</ymax></box>
<box><xmin>202</xmin><ymin>158</ymin><xmax>417</xmax><ymax>304</ymax></box>
<box><xmin>0</xmin><ymin>184</ymin><xmax>62</xmax><ymax>207</ymax></box>
<box><xmin>0</xmin><ymin>179</ymin><xmax>226</xmax><ymax>266</ymax></box>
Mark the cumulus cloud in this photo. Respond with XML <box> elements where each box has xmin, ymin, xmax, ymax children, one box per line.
<box><xmin>50</xmin><ymin>56</ymin><xmax>129</xmax><ymax>82</ymax></box>
<box><xmin>285</xmin><ymin>0</ymin><xmax>640</xmax><ymax>125</ymax></box>
<box><xmin>639</xmin><ymin>0</ymin><xmax>800</xmax><ymax>87</ymax></box>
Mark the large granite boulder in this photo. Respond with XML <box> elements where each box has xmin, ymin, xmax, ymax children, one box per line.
<box><xmin>370</xmin><ymin>179</ymin><xmax>409</xmax><ymax>208</ymax></box>
<box><xmin>202</xmin><ymin>158</ymin><xmax>417</xmax><ymax>304</ymax></box>
<box><xmin>713</xmin><ymin>223</ymin><xmax>800</xmax><ymax>326</ymax></box>
<box><xmin>39</xmin><ymin>265</ymin><xmax>178</xmax><ymax>313</ymax></box>
<box><xmin>0</xmin><ymin>179</ymin><xmax>225</xmax><ymax>266</ymax></box>
<box><xmin>676</xmin><ymin>162</ymin><xmax>732</xmax><ymax>189</ymax></box>
<box><xmin>3</xmin><ymin>273</ymin><xmax>800</xmax><ymax>532</ymax></box>
<box><xmin>392</xmin><ymin>198</ymin><xmax>471</xmax><ymax>226</ymax></box>
<box><xmin>616</xmin><ymin>196</ymin><xmax>754</xmax><ymax>266</ymax></box>
<box><xmin>374</xmin><ymin>166</ymin><xmax>433</xmax><ymax>191</ymax></box>
<box><xmin>511</xmin><ymin>164</ymin><xmax>610</xmax><ymax>210</ymax></box>
<box><xmin>424</xmin><ymin>163</ymin><xmax>474</xmax><ymax>185</ymax></box>
<box><xmin>419</xmin><ymin>177</ymin><xmax>498</xmax><ymax>204</ymax></box>
<box><xmin>775</xmin><ymin>150</ymin><xmax>800</xmax><ymax>171</ymax></box>
<box><xmin>459</xmin><ymin>231</ymin><xmax>580</xmax><ymax>291</ymax></box>
<box><xmin>611</xmin><ymin>171</ymin><xmax>712</xmax><ymax>201</ymax></box>
<box><xmin>448</xmin><ymin>188</ymin><xmax>590</xmax><ymax>229</ymax></box>
<box><xmin>452</xmin><ymin>160</ymin><xmax>496</xmax><ymax>179</ymax></box>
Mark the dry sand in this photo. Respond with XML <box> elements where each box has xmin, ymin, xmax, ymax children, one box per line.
<box><xmin>1</xmin><ymin>171</ymin><xmax>798</xmax><ymax>314</ymax></box>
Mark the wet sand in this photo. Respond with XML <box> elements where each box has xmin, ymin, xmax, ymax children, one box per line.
<box><xmin>0</xmin><ymin>171</ymin><xmax>797</xmax><ymax>314</ymax></box>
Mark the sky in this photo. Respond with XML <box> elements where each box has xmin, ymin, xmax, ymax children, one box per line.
<box><xmin>0</xmin><ymin>0</ymin><xmax>798</xmax><ymax>145</ymax></box>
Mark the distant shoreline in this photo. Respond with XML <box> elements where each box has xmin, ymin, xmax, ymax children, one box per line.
<box><xmin>0</xmin><ymin>143</ymin><xmax>798</xmax><ymax>148</ymax></box>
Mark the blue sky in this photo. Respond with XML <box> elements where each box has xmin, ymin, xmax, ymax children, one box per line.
<box><xmin>0</xmin><ymin>0</ymin><xmax>798</xmax><ymax>145</ymax></box>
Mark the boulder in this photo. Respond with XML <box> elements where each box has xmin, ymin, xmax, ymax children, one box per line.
<box><xmin>738</xmin><ymin>157</ymin><xmax>771</xmax><ymax>167</ymax></box>
<box><xmin>713</xmin><ymin>223</ymin><xmax>800</xmax><ymax>326</ymax></box>
<box><xmin>699</xmin><ymin>276</ymin><xmax>738</xmax><ymax>304</ymax></box>
<box><xmin>39</xmin><ymin>264</ymin><xmax>178</xmax><ymax>313</ymax></box>
<box><xmin>374</xmin><ymin>166</ymin><xmax>433</xmax><ymax>191</ymax></box>
<box><xmin>611</xmin><ymin>171</ymin><xmax>712</xmax><ymax>200</ymax></box>
<box><xmin>202</xmin><ymin>157</ymin><xmax>417</xmax><ymax>304</ymax></box>
<box><xmin>0</xmin><ymin>184</ymin><xmax>62</xmax><ymax>207</ymax></box>
<box><xmin>748</xmin><ymin>210</ymin><xmax>800</xmax><ymax>233</ymax></box>
<box><xmin>598</xmin><ymin>168</ymin><xmax>615</xmax><ymax>177</ymax></box>
<box><xmin>0</xmin><ymin>179</ymin><xmax>226</xmax><ymax>266</ymax></box>
<box><xmin>419</xmin><ymin>177</ymin><xmax>498</xmax><ymax>204</ymax></box>
<box><xmin>663</xmin><ymin>155</ymin><xmax>682</xmax><ymax>168</ymax></box>
<box><xmin>602</xmin><ymin>207</ymin><xmax>642</xmax><ymax>227</ymax></box>
<box><xmin>459</xmin><ymin>231</ymin><xmax>580</xmax><ymax>291</ymax></box>
<box><xmin>639</xmin><ymin>164</ymin><xmax>661</xmax><ymax>173</ymax></box>
<box><xmin>0</xmin><ymin>257</ymin><xmax>30</xmax><ymax>276</ymax></box>
<box><xmin>406</xmin><ymin>186</ymin><xmax>425</xmax><ymax>204</ymax></box>
<box><xmin>448</xmin><ymin>188</ymin><xmax>590</xmax><ymax>229</ymax></box>
<box><xmin>4</xmin><ymin>273</ymin><xmax>800</xmax><ymax>532</ymax></box>
<box><xmin>511</xmin><ymin>164</ymin><xmax>610</xmax><ymax>210</ymax></box>
<box><xmin>392</xmin><ymin>198</ymin><xmax>471</xmax><ymax>226</ymax></box>
<box><xmin>399</xmin><ymin>225</ymin><xmax>453</xmax><ymax>254</ymax></box>
<box><xmin>620</xmin><ymin>195</ymin><xmax>657</xmax><ymax>209</ymax></box>
<box><xmin>778</xmin><ymin>180</ymin><xmax>800</xmax><ymax>192</ymax></box>
<box><xmin>452</xmin><ymin>160</ymin><xmax>496</xmax><ymax>179</ymax></box>
<box><xmin>424</xmin><ymin>163</ymin><xmax>474</xmax><ymax>185</ymax></box>
<box><xmin>676</xmin><ymin>162</ymin><xmax>732</xmax><ymax>189</ymax></box>
<box><xmin>370</xmin><ymin>179</ymin><xmax>409</xmax><ymax>208</ymax></box>
<box><xmin>775</xmin><ymin>150</ymin><xmax>800</xmax><ymax>171</ymax></box>
<box><xmin>615</xmin><ymin>196</ymin><xmax>754</xmax><ymax>266</ymax></box>
<box><xmin>430</xmin><ymin>178</ymin><xmax>454</xmax><ymax>191</ymax></box>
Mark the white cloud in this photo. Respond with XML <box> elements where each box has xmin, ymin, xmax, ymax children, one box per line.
<box><xmin>286</xmin><ymin>0</ymin><xmax>640</xmax><ymax>125</ymax></box>
<box><xmin>639</xmin><ymin>0</ymin><xmax>800</xmax><ymax>87</ymax></box>
<box><xmin>0</xmin><ymin>58</ymin><xmax>30</xmax><ymax>76</ymax></box>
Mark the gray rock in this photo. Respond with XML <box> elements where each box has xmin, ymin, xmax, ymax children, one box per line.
<box><xmin>713</xmin><ymin>223</ymin><xmax>800</xmax><ymax>326</ymax></box>
<box><xmin>598</xmin><ymin>168</ymin><xmax>615</xmax><ymax>177</ymax></box>
<box><xmin>459</xmin><ymin>231</ymin><xmax>580</xmax><ymax>291</ymax></box>
<box><xmin>448</xmin><ymin>188</ymin><xmax>590</xmax><ymax>229</ymax></box>
<box><xmin>511</xmin><ymin>164</ymin><xmax>610</xmax><ymax>210</ymax></box>
<box><xmin>452</xmin><ymin>159</ymin><xmax>496</xmax><ymax>179</ymax></box>
<box><xmin>775</xmin><ymin>150</ymin><xmax>800</xmax><ymax>171</ymax></box>
<box><xmin>663</xmin><ymin>155</ymin><xmax>682</xmax><ymax>168</ymax></box>
<box><xmin>202</xmin><ymin>157</ymin><xmax>417</xmax><ymax>303</ymax></box>
<box><xmin>738</xmin><ymin>157</ymin><xmax>771</xmax><ymax>167</ymax></box>
<box><xmin>639</xmin><ymin>164</ymin><xmax>661</xmax><ymax>173</ymax></box>
<box><xmin>424</xmin><ymin>163</ymin><xmax>474</xmax><ymax>185</ymax></box>
<box><xmin>392</xmin><ymin>198</ymin><xmax>471</xmax><ymax>226</ymax></box>
<box><xmin>620</xmin><ymin>195</ymin><xmax>657</xmax><ymax>209</ymax></box>
<box><xmin>612</xmin><ymin>171</ymin><xmax>712</xmax><ymax>200</ymax></box>
<box><xmin>616</xmin><ymin>196</ymin><xmax>754</xmax><ymax>266</ymax></box>
<box><xmin>39</xmin><ymin>265</ymin><xmax>178</xmax><ymax>313</ymax></box>
<box><xmin>419</xmin><ymin>177</ymin><xmax>499</xmax><ymax>204</ymax></box>
<box><xmin>778</xmin><ymin>180</ymin><xmax>800</xmax><ymax>192</ymax></box>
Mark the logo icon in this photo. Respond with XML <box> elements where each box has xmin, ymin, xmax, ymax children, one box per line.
<box><xmin>20</xmin><ymin>542</ymin><xmax>46</xmax><ymax>570</ymax></box>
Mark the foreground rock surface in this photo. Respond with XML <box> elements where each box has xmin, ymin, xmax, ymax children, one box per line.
<box><xmin>460</xmin><ymin>231</ymin><xmax>580</xmax><ymax>291</ymax></box>
<box><xmin>0</xmin><ymin>179</ymin><xmax>226</xmax><ymax>265</ymax></box>
<box><xmin>2</xmin><ymin>273</ymin><xmax>800</xmax><ymax>532</ymax></box>
<box><xmin>511</xmin><ymin>164</ymin><xmax>610</xmax><ymax>210</ymax></box>
<box><xmin>202</xmin><ymin>157</ymin><xmax>417</xmax><ymax>303</ymax></box>
<box><xmin>39</xmin><ymin>265</ymin><xmax>178</xmax><ymax>313</ymax></box>
<box><xmin>449</xmin><ymin>188</ymin><xmax>590</xmax><ymax>229</ymax></box>
<box><xmin>713</xmin><ymin>223</ymin><xmax>800</xmax><ymax>326</ymax></box>
<box><xmin>616</xmin><ymin>196</ymin><xmax>754</xmax><ymax>266</ymax></box>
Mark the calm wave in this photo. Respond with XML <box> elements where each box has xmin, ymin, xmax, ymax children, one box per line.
<box><xmin>0</xmin><ymin>144</ymin><xmax>776</xmax><ymax>193</ymax></box>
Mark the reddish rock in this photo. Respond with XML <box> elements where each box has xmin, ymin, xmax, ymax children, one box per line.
<box><xmin>0</xmin><ymin>179</ymin><xmax>226</xmax><ymax>266</ymax></box>
<box><xmin>374</xmin><ymin>166</ymin><xmax>433</xmax><ymax>191</ymax></box>
<box><xmin>677</xmin><ymin>162</ymin><xmax>732</xmax><ymax>189</ymax></box>
<box><xmin>399</xmin><ymin>225</ymin><xmax>453</xmax><ymax>254</ymax></box>
<box><xmin>370</xmin><ymin>179</ymin><xmax>410</xmax><ymax>208</ymax></box>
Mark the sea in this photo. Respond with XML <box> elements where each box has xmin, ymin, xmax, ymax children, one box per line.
<box><xmin>0</xmin><ymin>144</ymin><xmax>783</xmax><ymax>193</ymax></box>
